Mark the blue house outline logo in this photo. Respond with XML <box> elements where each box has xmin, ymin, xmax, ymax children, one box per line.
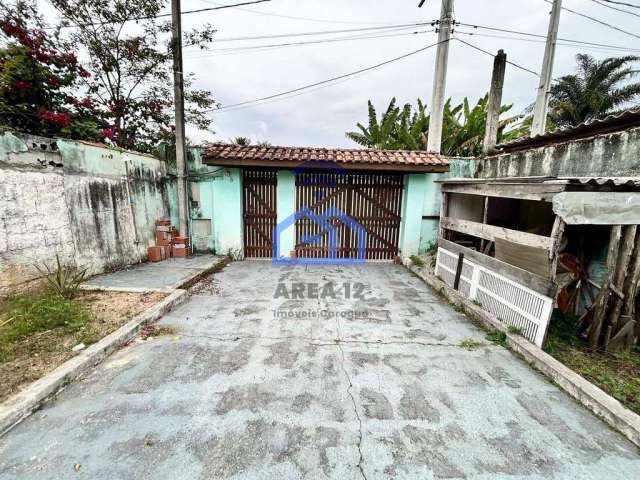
<box><xmin>272</xmin><ymin>206</ymin><xmax>367</xmax><ymax>266</ymax></box>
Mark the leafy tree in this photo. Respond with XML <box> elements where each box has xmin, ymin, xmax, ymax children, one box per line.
<box><xmin>0</xmin><ymin>1</ymin><xmax>103</xmax><ymax>139</ymax></box>
<box><xmin>548</xmin><ymin>54</ymin><xmax>640</xmax><ymax>128</ymax></box>
<box><xmin>46</xmin><ymin>0</ymin><xmax>218</xmax><ymax>152</ymax></box>
<box><xmin>346</xmin><ymin>96</ymin><xmax>523</xmax><ymax>156</ymax></box>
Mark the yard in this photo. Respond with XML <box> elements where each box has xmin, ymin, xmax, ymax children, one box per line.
<box><xmin>0</xmin><ymin>288</ymin><xmax>165</xmax><ymax>403</ymax></box>
<box><xmin>0</xmin><ymin>261</ymin><xmax>638</xmax><ymax>479</ymax></box>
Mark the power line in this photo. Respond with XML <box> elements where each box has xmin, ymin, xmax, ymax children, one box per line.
<box><xmin>456</xmin><ymin>21</ymin><xmax>640</xmax><ymax>53</ymax></box>
<box><xmin>542</xmin><ymin>0</ymin><xmax>640</xmax><ymax>40</ymax></box>
<box><xmin>196</xmin><ymin>0</ymin><xmax>395</xmax><ymax>26</ymax></box>
<box><xmin>455</xmin><ymin>29</ymin><xmax>640</xmax><ymax>54</ymax></box>
<box><xmin>208</xmin><ymin>39</ymin><xmax>447</xmax><ymax>113</ymax></box>
<box><xmin>197</xmin><ymin>22</ymin><xmax>433</xmax><ymax>44</ymax></box>
<box><xmin>183</xmin><ymin>29</ymin><xmax>434</xmax><ymax>58</ymax></box>
<box><xmin>453</xmin><ymin>37</ymin><xmax>540</xmax><ymax>76</ymax></box>
<box><xmin>596</xmin><ymin>0</ymin><xmax>640</xmax><ymax>9</ymax></box>
<box><xmin>52</xmin><ymin>0</ymin><xmax>273</xmax><ymax>29</ymax></box>
<box><xmin>590</xmin><ymin>0</ymin><xmax>640</xmax><ymax>17</ymax></box>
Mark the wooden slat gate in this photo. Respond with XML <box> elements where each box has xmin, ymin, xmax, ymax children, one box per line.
<box><xmin>243</xmin><ymin>169</ymin><xmax>277</xmax><ymax>258</ymax></box>
<box><xmin>295</xmin><ymin>172</ymin><xmax>404</xmax><ymax>260</ymax></box>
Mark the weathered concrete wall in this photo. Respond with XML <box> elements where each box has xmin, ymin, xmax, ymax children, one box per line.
<box><xmin>0</xmin><ymin>132</ymin><xmax>169</xmax><ymax>294</ymax></box>
<box><xmin>476</xmin><ymin>126</ymin><xmax>640</xmax><ymax>179</ymax></box>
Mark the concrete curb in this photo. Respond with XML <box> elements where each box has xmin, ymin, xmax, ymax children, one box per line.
<box><xmin>405</xmin><ymin>262</ymin><xmax>640</xmax><ymax>448</ymax></box>
<box><xmin>0</xmin><ymin>289</ymin><xmax>188</xmax><ymax>437</ymax></box>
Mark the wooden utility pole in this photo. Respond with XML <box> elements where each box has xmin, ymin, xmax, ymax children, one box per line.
<box><xmin>171</xmin><ymin>0</ymin><xmax>189</xmax><ymax>237</ymax></box>
<box><xmin>427</xmin><ymin>0</ymin><xmax>454</xmax><ymax>154</ymax></box>
<box><xmin>483</xmin><ymin>49</ymin><xmax>507</xmax><ymax>156</ymax></box>
<box><xmin>531</xmin><ymin>0</ymin><xmax>562</xmax><ymax>137</ymax></box>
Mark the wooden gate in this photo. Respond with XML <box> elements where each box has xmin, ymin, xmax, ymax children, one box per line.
<box><xmin>243</xmin><ymin>169</ymin><xmax>277</xmax><ymax>258</ymax></box>
<box><xmin>295</xmin><ymin>172</ymin><xmax>404</xmax><ymax>260</ymax></box>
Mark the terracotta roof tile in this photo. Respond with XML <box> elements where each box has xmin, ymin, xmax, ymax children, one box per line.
<box><xmin>203</xmin><ymin>143</ymin><xmax>449</xmax><ymax>171</ymax></box>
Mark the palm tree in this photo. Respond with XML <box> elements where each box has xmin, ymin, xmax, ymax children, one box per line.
<box><xmin>549</xmin><ymin>54</ymin><xmax>640</xmax><ymax>128</ymax></box>
<box><xmin>346</xmin><ymin>96</ymin><xmax>522</xmax><ymax>156</ymax></box>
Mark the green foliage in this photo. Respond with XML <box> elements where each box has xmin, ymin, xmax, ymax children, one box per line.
<box><xmin>346</xmin><ymin>95</ymin><xmax>524</xmax><ymax>155</ymax></box>
<box><xmin>459</xmin><ymin>339</ymin><xmax>483</xmax><ymax>350</ymax></box>
<box><xmin>231</xmin><ymin>136</ymin><xmax>252</xmax><ymax>146</ymax></box>
<box><xmin>486</xmin><ymin>329</ymin><xmax>507</xmax><ymax>346</ymax></box>
<box><xmin>409</xmin><ymin>255</ymin><xmax>424</xmax><ymax>268</ymax></box>
<box><xmin>0</xmin><ymin>291</ymin><xmax>92</xmax><ymax>361</ymax></box>
<box><xmin>507</xmin><ymin>326</ymin><xmax>523</xmax><ymax>336</ymax></box>
<box><xmin>0</xmin><ymin>1</ymin><xmax>103</xmax><ymax>139</ymax></box>
<box><xmin>34</xmin><ymin>254</ymin><xmax>87</xmax><ymax>300</ymax></box>
<box><xmin>549</xmin><ymin>54</ymin><xmax>640</xmax><ymax>128</ymax></box>
<box><xmin>545</xmin><ymin>311</ymin><xmax>640</xmax><ymax>415</ymax></box>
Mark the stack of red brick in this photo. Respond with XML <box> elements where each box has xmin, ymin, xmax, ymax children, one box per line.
<box><xmin>147</xmin><ymin>218</ymin><xmax>192</xmax><ymax>262</ymax></box>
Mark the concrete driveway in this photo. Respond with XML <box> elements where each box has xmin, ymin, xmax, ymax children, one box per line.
<box><xmin>1</xmin><ymin>262</ymin><xmax>639</xmax><ymax>479</ymax></box>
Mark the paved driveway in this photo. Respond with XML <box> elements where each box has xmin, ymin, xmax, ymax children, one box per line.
<box><xmin>1</xmin><ymin>262</ymin><xmax>639</xmax><ymax>479</ymax></box>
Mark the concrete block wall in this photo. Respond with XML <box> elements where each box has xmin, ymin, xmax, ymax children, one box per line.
<box><xmin>0</xmin><ymin>132</ymin><xmax>169</xmax><ymax>295</ymax></box>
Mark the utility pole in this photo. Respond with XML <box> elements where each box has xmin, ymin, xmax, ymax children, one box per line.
<box><xmin>171</xmin><ymin>0</ymin><xmax>189</xmax><ymax>237</ymax></box>
<box><xmin>427</xmin><ymin>0</ymin><xmax>454</xmax><ymax>154</ymax></box>
<box><xmin>483</xmin><ymin>50</ymin><xmax>507</xmax><ymax>155</ymax></box>
<box><xmin>531</xmin><ymin>0</ymin><xmax>562</xmax><ymax>137</ymax></box>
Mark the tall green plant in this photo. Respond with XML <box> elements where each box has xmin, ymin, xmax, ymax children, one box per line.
<box><xmin>346</xmin><ymin>95</ymin><xmax>523</xmax><ymax>156</ymax></box>
<box><xmin>35</xmin><ymin>255</ymin><xmax>87</xmax><ymax>299</ymax></box>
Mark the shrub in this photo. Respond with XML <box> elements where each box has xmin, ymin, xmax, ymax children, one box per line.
<box><xmin>35</xmin><ymin>255</ymin><xmax>87</xmax><ymax>299</ymax></box>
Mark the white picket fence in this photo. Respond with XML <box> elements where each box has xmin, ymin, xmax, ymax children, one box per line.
<box><xmin>435</xmin><ymin>247</ymin><xmax>553</xmax><ymax>347</ymax></box>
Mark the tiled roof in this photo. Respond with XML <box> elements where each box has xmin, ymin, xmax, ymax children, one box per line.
<box><xmin>496</xmin><ymin>107</ymin><xmax>640</xmax><ymax>154</ymax></box>
<box><xmin>203</xmin><ymin>143</ymin><xmax>449</xmax><ymax>171</ymax></box>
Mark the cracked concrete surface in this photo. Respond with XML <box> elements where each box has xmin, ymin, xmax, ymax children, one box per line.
<box><xmin>1</xmin><ymin>262</ymin><xmax>639</xmax><ymax>479</ymax></box>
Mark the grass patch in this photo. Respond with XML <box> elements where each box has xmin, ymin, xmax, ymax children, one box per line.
<box><xmin>486</xmin><ymin>329</ymin><xmax>507</xmax><ymax>346</ymax></box>
<box><xmin>0</xmin><ymin>291</ymin><xmax>92</xmax><ymax>363</ymax></box>
<box><xmin>459</xmin><ymin>339</ymin><xmax>483</xmax><ymax>350</ymax></box>
<box><xmin>544</xmin><ymin>311</ymin><xmax>640</xmax><ymax>415</ymax></box>
<box><xmin>507</xmin><ymin>326</ymin><xmax>523</xmax><ymax>336</ymax></box>
<box><xmin>0</xmin><ymin>289</ymin><xmax>166</xmax><ymax>403</ymax></box>
<box><xmin>410</xmin><ymin>255</ymin><xmax>424</xmax><ymax>268</ymax></box>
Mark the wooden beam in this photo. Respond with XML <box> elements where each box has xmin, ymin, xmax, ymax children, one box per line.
<box><xmin>440</xmin><ymin>182</ymin><xmax>566</xmax><ymax>201</ymax></box>
<box><xmin>440</xmin><ymin>217</ymin><xmax>553</xmax><ymax>250</ymax></box>
<box><xmin>438</xmin><ymin>238</ymin><xmax>555</xmax><ymax>296</ymax></box>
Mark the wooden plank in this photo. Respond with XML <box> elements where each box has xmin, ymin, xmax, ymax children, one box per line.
<box><xmin>441</xmin><ymin>182</ymin><xmax>566</xmax><ymax>201</ymax></box>
<box><xmin>495</xmin><ymin>238</ymin><xmax>551</xmax><ymax>279</ymax></box>
<box><xmin>440</xmin><ymin>217</ymin><xmax>553</xmax><ymax>250</ymax></box>
<box><xmin>438</xmin><ymin>238</ymin><xmax>555</xmax><ymax>296</ymax></box>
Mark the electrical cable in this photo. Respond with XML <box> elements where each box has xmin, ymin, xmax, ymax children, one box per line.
<box><xmin>591</xmin><ymin>0</ymin><xmax>640</xmax><ymax>17</ymax></box>
<box><xmin>51</xmin><ymin>0</ymin><xmax>273</xmax><ymax>29</ymax></box>
<box><xmin>206</xmin><ymin>39</ymin><xmax>448</xmax><ymax>113</ymax></box>
<box><xmin>195</xmin><ymin>0</ymin><xmax>395</xmax><ymax>26</ymax></box>
<box><xmin>542</xmin><ymin>0</ymin><xmax>640</xmax><ymax>41</ymax></box>
<box><xmin>183</xmin><ymin>29</ymin><xmax>434</xmax><ymax>59</ymax></box>
<box><xmin>453</xmin><ymin>37</ymin><xmax>540</xmax><ymax>76</ymax></box>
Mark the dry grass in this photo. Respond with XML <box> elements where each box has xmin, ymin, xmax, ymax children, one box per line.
<box><xmin>0</xmin><ymin>290</ymin><xmax>166</xmax><ymax>404</ymax></box>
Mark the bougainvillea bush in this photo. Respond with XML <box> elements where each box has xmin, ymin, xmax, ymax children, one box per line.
<box><xmin>0</xmin><ymin>1</ymin><xmax>104</xmax><ymax>139</ymax></box>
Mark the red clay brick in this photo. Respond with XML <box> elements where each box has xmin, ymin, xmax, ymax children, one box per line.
<box><xmin>148</xmin><ymin>246</ymin><xmax>162</xmax><ymax>262</ymax></box>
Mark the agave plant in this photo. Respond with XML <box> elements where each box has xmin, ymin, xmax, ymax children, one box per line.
<box><xmin>35</xmin><ymin>255</ymin><xmax>87</xmax><ymax>299</ymax></box>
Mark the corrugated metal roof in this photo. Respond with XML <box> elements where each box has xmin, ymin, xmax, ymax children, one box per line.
<box><xmin>495</xmin><ymin>107</ymin><xmax>640</xmax><ymax>154</ymax></box>
<box><xmin>203</xmin><ymin>143</ymin><xmax>449</xmax><ymax>171</ymax></box>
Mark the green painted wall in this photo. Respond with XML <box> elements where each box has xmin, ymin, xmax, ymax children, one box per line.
<box><xmin>211</xmin><ymin>167</ymin><xmax>243</xmax><ymax>255</ymax></box>
<box><xmin>400</xmin><ymin>173</ymin><xmax>427</xmax><ymax>257</ymax></box>
<box><xmin>418</xmin><ymin>158</ymin><xmax>476</xmax><ymax>253</ymax></box>
<box><xmin>276</xmin><ymin>170</ymin><xmax>296</xmax><ymax>258</ymax></box>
